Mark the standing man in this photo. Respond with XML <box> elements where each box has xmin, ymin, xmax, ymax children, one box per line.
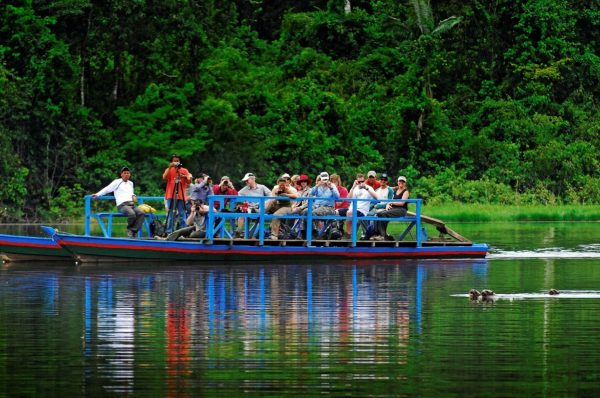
<box><xmin>163</xmin><ymin>154</ymin><xmax>192</xmax><ymax>234</ymax></box>
<box><xmin>92</xmin><ymin>166</ymin><xmax>145</xmax><ymax>238</ymax></box>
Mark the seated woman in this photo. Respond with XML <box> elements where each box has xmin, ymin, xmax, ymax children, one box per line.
<box><xmin>371</xmin><ymin>176</ymin><xmax>409</xmax><ymax>241</ymax></box>
<box><xmin>166</xmin><ymin>199</ymin><xmax>209</xmax><ymax>240</ymax></box>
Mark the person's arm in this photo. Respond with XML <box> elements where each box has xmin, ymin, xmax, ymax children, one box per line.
<box><xmin>283</xmin><ymin>186</ymin><xmax>298</xmax><ymax>199</ymax></box>
<box><xmin>162</xmin><ymin>165</ymin><xmax>173</xmax><ymax>180</ymax></box>
<box><xmin>92</xmin><ymin>179</ymin><xmax>119</xmax><ymax>198</ymax></box>
<box><xmin>366</xmin><ymin>185</ymin><xmax>378</xmax><ymax>199</ymax></box>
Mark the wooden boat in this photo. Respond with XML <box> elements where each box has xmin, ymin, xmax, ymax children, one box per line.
<box><xmin>39</xmin><ymin>194</ymin><xmax>488</xmax><ymax>263</ymax></box>
<box><xmin>0</xmin><ymin>233</ymin><xmax>72</xmax><ymax>263</ymax></box>
<box><xmin>45</xmin><ymin>227</ymin><xmax>488</xmax><ymax>263</ymax></box>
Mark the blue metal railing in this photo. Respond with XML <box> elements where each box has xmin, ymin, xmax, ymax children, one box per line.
<box><xmin>205</xmin><ymin>195</ymin><xmax>423</xmax><ymax>247</ymax></box>
<box><xmin>84</xmin><ymin>194</ymin><xmax>424</xmax><ymax>244</ymax></box>
<box><xmin>84</xmin><ymin>195</ymin><xmax>165</xmax><ymax>237</ymax></box>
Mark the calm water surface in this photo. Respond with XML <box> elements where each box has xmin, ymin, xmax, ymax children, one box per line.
<box><xmin>1</xmin><ymin>222</ymin><xmax>600</xmax><ymax>397</ymax></box>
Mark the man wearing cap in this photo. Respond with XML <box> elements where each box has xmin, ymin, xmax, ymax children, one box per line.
<box><xmin>163</xmin><ymin>154</ymin><xmax>192</xmax><ymax>233</ymax></box>
<box><xmin>236</xmin><ymin>173</ymin><xmax>272</xmax><ymax>237</ymax></box>
<box><xmin>92</xmin><ymin>167</ymin><xmax>145</xmax><ymax>238</ymax></box>
<box><xmin>366</xmin><ymin>170</ymin><xmax>381</xmax><ymax>190</ymax></box>
<box><xmin>304</xmin><ymin>171</ymin><xmax>339</xmax><ymax>220</ymax></box>
<box><xmin>339</xmin><ymin>173</ymin><xmax>378</xmax><ymax>237</ymax></box>
<box><xmin>212</xmin><ymin>176</ymin><xmax>238</xmax><ymax>210</ymax></box>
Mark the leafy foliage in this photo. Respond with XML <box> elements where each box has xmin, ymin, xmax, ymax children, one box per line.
<box><xmin>0</xmin><ymin>0</ymin><xmax>599</xmax><ymax>221</ymax></box>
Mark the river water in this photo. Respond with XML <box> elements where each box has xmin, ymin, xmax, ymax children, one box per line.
<box><xmin>1</xmin><ymin>222</ymin><xmax>599</xmax><ymax>397</ymax></box>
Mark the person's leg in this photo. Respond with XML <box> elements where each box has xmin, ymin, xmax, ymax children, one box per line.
<box><xmin>132</xmin><ymin>206</ymin><xmax>146</xmax><ymax>235</ymax></box>
<box><xmin>118</xmin><ymin>204</ymin><xmax>137</xmax><ymax>237</ymax></box>
<box><xmin>271</xmin><ymin>207</ymin><xmax>292</xmax><ymax>238</ymax></box>
<box><xmin>166</xmin><ymin>199</ymin><xmax>175</xmax><ymax>233</ymax></box>
<box><xmin>177</xmin><ymin>200</ymin><xmax>187</xmax><ymax>230</ymax></box>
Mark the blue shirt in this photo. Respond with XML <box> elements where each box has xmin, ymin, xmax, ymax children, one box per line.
<box><xmin>309</xmin><ymin>184</ymin><xmax>339</xmax><ymax>208</ymax></box>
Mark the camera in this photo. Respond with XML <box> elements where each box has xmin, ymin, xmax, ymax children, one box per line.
<box><xmin>174</xmin><ymin>162</ymin><xmax>183</xmax><ymax>169</ymax></box>
<box><xmin>277</xmin><ymin>190</ymin><xmax>285</xmax><ymax>196</ymax></box>
<box><xmin>194</xmin><ymin>205</ymin><xmax>201</xmax><ymax>212</ymax></box>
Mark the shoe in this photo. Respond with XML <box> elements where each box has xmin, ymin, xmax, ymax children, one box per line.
<box><xmin>384</xmin><ymin>235</ymin><xmax>395</xmax><ymax>241</ymax></box>
<box><xmin>269</xmin><ymin>235</ymin><xmax>278</xmax><ymax>240</ymax></box>
<box><xmin>370</xmin><ymin>235</ymin><xmax>384</xmax><ymax>241</ymax></box>
<box><xmin>126</xmin><ymin>230</ymin><xmax>135</xmax><ymax>238</ymax></box>
<box><xmin>234</xmin><ymin>230</ymin><xmax>243</xmax><ymax>239</ymax></box>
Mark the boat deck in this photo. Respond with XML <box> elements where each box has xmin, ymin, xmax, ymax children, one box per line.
<box><xmin>170</xmin><ymin>237</ymin><xmax>470</xmax><ymax>248</ymax></box>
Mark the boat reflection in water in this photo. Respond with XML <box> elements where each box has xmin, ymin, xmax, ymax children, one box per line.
<box><xmin>36</xmin><ymin>260</ymin><xmax>482</xmax><ymax>395</ymax></box>
<box><xmin>0</xmin><ymin>259</ymin><xmax>488</xmax><ymax>395</ymax></box>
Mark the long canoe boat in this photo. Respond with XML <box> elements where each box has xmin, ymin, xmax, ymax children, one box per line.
<box><xmin>45</xmin><ymin>227</ymin><xmax>488</xmax><ymax>263</ymax></box>
<box><xmin>0</xmin><ymin>233</ymin><xmax>71</xmax><ymax>263</ymax></box>
<box><xmin>3</xmin><ymin>195</ymin><xmax>490</xmax><ymax>263</ymax></box>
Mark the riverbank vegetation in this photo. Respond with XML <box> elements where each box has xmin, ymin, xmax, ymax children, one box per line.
<box><xmin>1</xmin><ymin>1</ymin><xmax>598</xmax><ymax>221</ymax></box>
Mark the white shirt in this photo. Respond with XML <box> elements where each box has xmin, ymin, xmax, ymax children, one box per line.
<box><xmin>349</xmin><ymin>186</ymin><xmax>375</xmax><ymax>215</ymax></box>
<box><xmin>96</xmin><ymin>178</ymin><xmax>136</xmax><ymax>206</ymax></box>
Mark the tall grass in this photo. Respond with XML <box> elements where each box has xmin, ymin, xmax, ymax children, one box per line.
<box><xmin>421</xmin><ymin>204</ymin><xmax>600</xmax><ymax>222</ymax></box>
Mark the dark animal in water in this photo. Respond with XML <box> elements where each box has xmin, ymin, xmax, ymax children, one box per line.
<box><xmin>549</xmin><ymin>289</ymin><xmax>559</xmax><ymax>295</ymax></box>
<box><xmin>480</xmin><ymin>289</ymin><xmax>495</xmax><ymax>299</ymax></box>
<box><xmin>469</xmin><ymin>289</ymin><xmax>481</xmax><ymax>300</ymax></box>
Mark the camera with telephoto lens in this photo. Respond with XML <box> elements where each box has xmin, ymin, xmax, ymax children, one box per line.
<box><xmin>174</xmin><ymin>162</ymin><xmax>183</xmax><ymax>169</ymax></box>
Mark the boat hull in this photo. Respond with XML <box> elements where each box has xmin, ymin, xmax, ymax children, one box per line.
<box><xmin>0</xmin><ymin>234</ymin><xmax>72</xmax><ymax>263</ymax></box>
<box><xmin>50</xmin><ymin>233</ymin><xmax>489</xmax><ymax>263</ymax></box>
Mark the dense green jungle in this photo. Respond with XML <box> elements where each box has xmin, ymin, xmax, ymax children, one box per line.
<box><xmin>0</xmin><ymin>0</ymin><xmax>599</xmax><ymax>221</ymax></box>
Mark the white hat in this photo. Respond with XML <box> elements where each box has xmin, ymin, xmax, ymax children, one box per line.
<box><xmin>242</xmin><ymin>172</ymin><xmax>255</xmax><ymax>182</ymax></box>
<box><xmin>367</xmin><ymin>170</ymin><xmax>377</xmax><ymax>178</ymax></box>
<box><xmin>319</xmin><ymin>171</ymin><xmax>329</xmax><ymax>181</ymax></box>
<box><xmin>281</xmin><ymin>173</ymin><xmax>291</xmax><ymax>179</ymax></box>
<box><xmin>398</xmin><ymin>176</ymin><xmax>407</xmax><ymax>182</ymax></box>
<box><xmin>221</xmin><ymin>176</ymin><xmax>230</xmax><ymax>181</ymax></box>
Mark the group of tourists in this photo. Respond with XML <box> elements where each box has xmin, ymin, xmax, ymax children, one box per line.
<box><xmin>93</xmin><ymin>154</ymin><xmax>410</xmax><ymax>240</ymax></box>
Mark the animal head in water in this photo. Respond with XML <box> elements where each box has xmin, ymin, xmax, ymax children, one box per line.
<box><xmin>468</xmin><ymin>289</ymin><xmax>481</xmax><ymax>300</ymax></box>
<box><xmin>549</xmin><ymin>289</ymin><xmax>559</xmax><ymax>295</ymax></box>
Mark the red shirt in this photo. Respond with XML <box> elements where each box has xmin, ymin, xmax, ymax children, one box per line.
<box><xmin>335</xmin><ymin>185</ymin><xmax>349</xmax><ymax>209</ymax></box>
<box><xmin>366</xmin><ymin>178</ymin><xmax>381</xmax><ymax>190</ymax></box>
<box><xmin>212</xmin><ymin>185</ymin><xmax>238</xmax><ymax>209</ymax></box>
<box><xmin>164</xmin><ymin>167</ymin><xmax>191</xmax><ymax>200</ymax></box>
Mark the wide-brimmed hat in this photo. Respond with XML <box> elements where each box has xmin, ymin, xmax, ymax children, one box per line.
<box><xmin>319</xmin><ymin>171</ymin><xmax>329</xmax><ymax>181</ymax></box>
<box><xmin>281</xmin><ymin>173</ymin><xmax>291</xmax><ymax>179</ymax></box>
<box><xmin>297</xmin><ymin>174</ymin><xmax>312</xmax><ymax>184</ymax></box>
<box><xmin>398</xmin><ymin>176</ymin><xmax>407</xmax><ymax>183</ymax></box>
<box><xmin>367</xmin><ymin>170</ymin><xmax>377</xmax><ymax>178</ymax></box>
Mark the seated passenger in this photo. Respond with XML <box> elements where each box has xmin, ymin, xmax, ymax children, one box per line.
<box><xmin>371</xmin><ymin>173</ymin><xmax>394</xmax><ymax>214</ymax></box>
<box><xmin>266</xmin><ymin>177</ymin><xmax>299</xmax><ymax>240</ymax></box>
<box><xmin>189</xmin><ymin>174</ymin><xmax>213</xmax><ymax>205</ymax></box>
<box><xmin>166</xmin><ymin>199</ymin><xmax>209</xmax><ymax>240</ymax></box>
<box><xmin>330</xmin><ymin>174</ymin><xmax>348</xmax><ymax>211</ymax></box>
<box><xmin>366</xmin><ymin>170</ymin><xmax>381</xmax><ymax>190</ymax></box>
<box><xmin>338</xmin><ymin>173</ymin><xmax>377</xmax><ymax>238</ymax></box>
<box><xmin>301</xmin><ymin>172</ymin><xmax>339</xmax><ymax>235</ymax></box>
<box><xmin>372</xmin><ymin>176</ymin><xmax>410</xmax><ymax>240</ymax></box>
<box><xmin>235</xmin><ymin>172</ymin><xmax>272</xmax><ymax>238</ymax></box>
<box><xmin>291</xmin><ymin>174</ymin><xmax>312</xmax><ymax>214</ymax></box>
<box><xmin>212</xmin><ymin>176</ymin><xmax>238</xmax><ymax>210</ymax></box>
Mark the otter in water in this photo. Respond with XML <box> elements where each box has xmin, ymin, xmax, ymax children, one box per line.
<box><xmin>549</xmin><ymin>289</ymin><xmax>559</xmax><ymax>295</ymax></box>
<box><xmin>480</xmin><ymin>289</ymin><xmax>495</xmax><ymax>299</ymax></box>
<box><xmin>469</xmin><ymin>289</ymin><xmax>481</xmax><ymax>300</ymax></box>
